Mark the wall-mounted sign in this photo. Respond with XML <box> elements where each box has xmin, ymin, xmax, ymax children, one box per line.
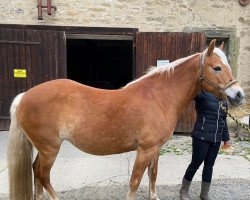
<box><xmin>14</xmin><ymin>69</ymin><xmax>27</xmax><ymax>78</ymax></box>
<box><xmin>157</xmin><ymin>60</ymin><xmax>169</xmax><ymax>67</ymax></box>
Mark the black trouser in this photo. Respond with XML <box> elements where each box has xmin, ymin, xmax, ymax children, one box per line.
<box><xmin>184</xmin><ymin>137</ymin><xmax>221</xmax><ymax>183</ymax></box>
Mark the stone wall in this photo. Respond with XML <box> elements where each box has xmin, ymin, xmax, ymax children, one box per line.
<box><xmin>1</xmin><ymin>0</ymin><xmax>249</xmax><ymax>105</ymax></box>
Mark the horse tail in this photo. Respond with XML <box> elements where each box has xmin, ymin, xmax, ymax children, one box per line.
<box><xmin>8</xmin><ymin>92</ymin><xmax>33</xmax><ymax>200</ymax></box>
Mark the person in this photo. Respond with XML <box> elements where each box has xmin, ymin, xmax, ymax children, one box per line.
<box><xmin>180</xmin><ymin>91</ymin><xmax>231</xmax><ymax>200</ymax></box>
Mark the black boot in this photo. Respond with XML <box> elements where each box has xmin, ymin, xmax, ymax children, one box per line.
<box><xmin>180</xmin><ymin>178</ymin><xmax>191</xmax><ymax>200</ymax></box>
<box><xmin>200</xmin><ymin>181</ymin><xmax>212</xmax><ymax>200</ymax></box>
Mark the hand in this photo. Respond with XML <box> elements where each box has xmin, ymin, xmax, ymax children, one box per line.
<box><xmin>221</xmin><ymin>140</ymin><xmax>232</xmax><ymax>149</ymax></box>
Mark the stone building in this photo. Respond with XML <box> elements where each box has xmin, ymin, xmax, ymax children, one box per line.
<box><xmin>0</xmin><ymin>0</ymin><xmax>249</xmax><ymax>130</ymax></box>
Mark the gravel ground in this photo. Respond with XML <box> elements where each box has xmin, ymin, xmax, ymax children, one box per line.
<box><xmin>1</xmin><ymin>179</ymin><xmax>249</xmax><ymax>200</ymax></box>
<box><xmin>59</xmin><ymin>178</ymin><xmax>250</xmax><ymax>200</ymax></box>
<box><xmin>54</xmin><ymin>178</ymin><xmax>250</xmax><ymax>200</ymax></box>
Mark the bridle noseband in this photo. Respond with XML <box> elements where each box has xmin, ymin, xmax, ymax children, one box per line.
<box><xmin>199</xmin><ymin>51</ymin><xmax>238</xmax><ymax>93</ymax></box>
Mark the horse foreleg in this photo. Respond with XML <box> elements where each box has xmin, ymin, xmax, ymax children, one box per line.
<box><xmin>34</xmin><ymin>152</ymin><xmax>59</xmax><ymax>200</ymax></box>
<box><xmin>126</xmin><ymin>147</ymin><xmax>159</xmax><ymax>200</ymax></box>
<box><xmin>148</xmin><ymin>151</ymin><xmax>161</xmax><ymax>200</ymax></box>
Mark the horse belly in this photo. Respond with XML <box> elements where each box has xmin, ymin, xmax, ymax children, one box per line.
<box><xmin>68</xmin><ymin>130</ymin><xmax>137</xmax><ymax>156</ymax></box>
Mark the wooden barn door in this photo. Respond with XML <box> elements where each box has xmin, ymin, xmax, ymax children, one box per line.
<box><xmin>136</xmin><ymin>32</ymin><xmax>206</xmax><ymax>133</ymax></box>
<box><xmin>0</xmin><ymin>28</ymin><xmax>66</xmax><ymax>130</ymax></box>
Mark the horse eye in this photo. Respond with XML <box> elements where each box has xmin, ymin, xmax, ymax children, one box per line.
<box><xmin>213</xmin><ymin>66</ymin><xmax>221</xmax><ymax>72</ymax></box>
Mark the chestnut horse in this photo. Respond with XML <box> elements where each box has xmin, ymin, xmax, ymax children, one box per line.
<box><xmin>7</xmin><ymin>40</ymin><xmax>244</xmax><ymax>200</ymax></box>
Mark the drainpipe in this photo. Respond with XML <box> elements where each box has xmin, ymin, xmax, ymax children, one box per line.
<box><xmin>37</xmin><ymin>0</ymin><xmax>56</xmax><ymax>20</ymax></box>
<box><xmin>47</xmin><ymin>0</ymin><xmax>52</xmax><ymax>15</ymax></box>
<box><xmin>37</xmin><ymin>0</ymin><xmax>43</xmax><ymax>20</ymax></box>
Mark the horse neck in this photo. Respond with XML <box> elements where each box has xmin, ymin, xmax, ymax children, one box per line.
<box><xmin>139</xmin><ymin>54</ymin><xmax>200</xmax><ymax>115</ymax></box>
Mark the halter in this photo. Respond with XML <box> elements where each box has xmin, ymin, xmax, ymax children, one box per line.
<box><xmin>199</xmin><ymin>51</ymin><xmax>238</xmax><ymax>93</ymax></box>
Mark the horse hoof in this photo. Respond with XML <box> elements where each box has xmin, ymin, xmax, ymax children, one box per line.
<box><xmin>149</xmin><ymin>195</ymin><xmax>161</xmax><ymax>200</ymax></box>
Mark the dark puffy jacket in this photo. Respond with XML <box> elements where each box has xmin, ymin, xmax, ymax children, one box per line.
<box><xmin>192</xmin><ymin>91</ymin><xmax>230</xmax><ymax>143</ymax></box>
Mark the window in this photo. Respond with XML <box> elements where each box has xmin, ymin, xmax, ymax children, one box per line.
<box><xmin>206</xmin><ymin>37</ymin><xmax>229</xmax><ymax>57</ymax></box>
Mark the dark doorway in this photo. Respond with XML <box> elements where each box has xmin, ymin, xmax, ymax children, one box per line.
<box><xmin>67</xmin><ymin>39</ymin><xmax>133</xmax><ymax>89</ymax></box>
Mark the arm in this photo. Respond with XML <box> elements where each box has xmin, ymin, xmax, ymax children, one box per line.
<box><xmin>221</xmin><ymin>100</ymin><xmax>231</xmax><ymax>148</ymax></box>
<box><xmin>222</xmin><ymin>120</ymin><xmax>230</xmax><ymax>142</ymax></box>
<box><xmin>221</xmin><ymin>120</ymin><xmax>231</xmax><ymax>149</ymax></box>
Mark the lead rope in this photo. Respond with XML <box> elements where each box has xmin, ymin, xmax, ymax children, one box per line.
<box><xmin>220</xmin><ymin>104</ymin><xmax>250</xmax><ymax>133</ymax></box>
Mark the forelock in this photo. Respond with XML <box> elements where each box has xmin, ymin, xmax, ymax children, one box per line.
<box><xmin>213</xmin><ymin>48</ymin><xmax>230</xmax><ymax>68</ymax></box>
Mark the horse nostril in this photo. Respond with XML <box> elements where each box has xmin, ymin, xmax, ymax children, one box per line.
<box><xmin>235</xmin><ymin>91</ymin><xmax>244</xmax><ymax>101</ymax></box>
<box><xmin>227</xmin><ymin>90</ymin><xmax>245</xmax><ymax>105</ymax></box>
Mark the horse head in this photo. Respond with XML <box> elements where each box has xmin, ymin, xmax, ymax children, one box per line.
<box><xmin>200</xmin><ymin>39</ymin><xmax>245</xmax><ymax>105</ymax></box>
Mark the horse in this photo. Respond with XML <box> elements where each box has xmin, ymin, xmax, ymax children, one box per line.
<box><xmin>7</xmin><ymin>39</ymin><xmax>245</xmax><ymax>200</ymax></box>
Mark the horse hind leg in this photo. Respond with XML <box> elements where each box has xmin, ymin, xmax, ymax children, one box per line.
<box><xmin>126</xmin><ymin>146</ymin><xmax>159</xmax><ymax>200</ymax></box>
<box><xmin>33</xmin><ymin>154</ymin><xmax>45</xmax><ymax>200</ymax></box>
<box><xmin>33</xmin><ymin>152</ymin><xmax>59</xmax><ymax>200</ymax></box>
<box><xmin>148</xmin><ymin>152</ymin><xmax>160</xmax><ymax>200</ymax></box>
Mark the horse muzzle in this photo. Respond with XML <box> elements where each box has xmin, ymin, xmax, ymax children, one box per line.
<box><xmin>225</xmin><ymin>86</ymin><xmax>245</xmax><ymax>105</ymax></box>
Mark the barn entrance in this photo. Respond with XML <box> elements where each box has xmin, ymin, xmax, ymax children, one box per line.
<box><xmin>67</xmin><ymin>36</ymin><xmax>133</xmax><ymax>89</ymax></box>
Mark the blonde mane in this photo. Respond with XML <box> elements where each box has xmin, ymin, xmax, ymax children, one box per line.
<box><xmin>125</xmin><ymin>53</ymin><xmax>199</xmax><ymax>87</ymax></box>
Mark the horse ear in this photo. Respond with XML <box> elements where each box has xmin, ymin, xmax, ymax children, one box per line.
<box><xmin>219</xmin><ymin>41</ymin><xmax>224</xmax><ymax>50</ymax></box>
<box><xmin>207</xmin><ymin>39</ymin><xmax>216</xmax><ymax>56</ymax></box>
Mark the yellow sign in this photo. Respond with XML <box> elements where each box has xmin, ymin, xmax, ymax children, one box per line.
<box><xmin>14</xmin><ymin>69</ymin><xmax>27</xmax><ymax>78</ymax></box>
